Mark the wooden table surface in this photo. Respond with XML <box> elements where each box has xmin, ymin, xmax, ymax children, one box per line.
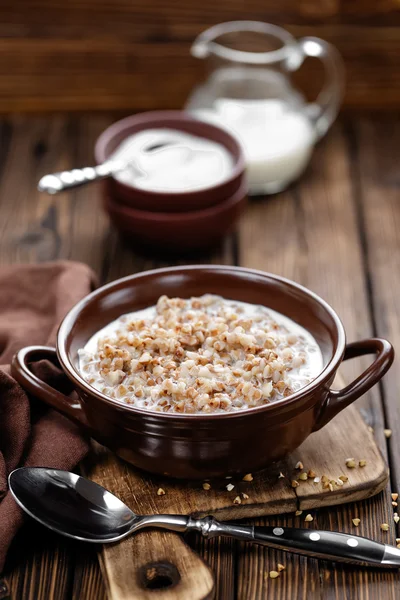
<box><xmin>0</xmin><ymin>112</ymin><xmax>399</xmax><ymax>599</ymax></box>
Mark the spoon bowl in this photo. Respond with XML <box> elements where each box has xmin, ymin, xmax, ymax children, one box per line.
<box><xmin>9</xmin><ymin>467</ymin><xmax>138</xmax><ymax>542</ymax></box>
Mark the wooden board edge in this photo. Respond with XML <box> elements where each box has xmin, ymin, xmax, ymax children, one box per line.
<box><xmin>192</xmin><ymin>497</ymin><xmax>298</xmax><ymax>520</ymax></box>
<box><xmin>298</xmin><ymin>465</ymin><xmax>390</xmax><ymax>511</ymax></box>
<box><xmin>96</xmin><ymin>551</ymin><xmax>113</xmax><ymax>600</ymax></box>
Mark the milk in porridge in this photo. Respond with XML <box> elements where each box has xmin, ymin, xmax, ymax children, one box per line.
<box><xmin>78</xmin><ymin>295</ymin><xmax>323</xmax><ymax>414</ymax></box>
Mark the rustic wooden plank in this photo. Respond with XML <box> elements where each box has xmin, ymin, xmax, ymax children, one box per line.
<box><xmin>187</xmin><ymin>529</ymin><xmax>235</xmax><ymax>597</ymax></box>
<box><xmin>351</xmin><ymin>114</ymin><xmax>400</xmax><ymax>495</ymax></box>
<box><xmin>71</xmin><ymin>547</ymin><xmax>107</xmax><ymax>600</ymax></box>
<box><xmin>0</xmin><ymin>113</ymin><xmax>113</xmax><ymax>272</ymax></box>
<box><xmin>2</xmin><ymin>0</ymin><xmax>400</xmax><ymax>39</ymax></box>
<box><xmin>297</xmin><ymin>121</ymin><xmax>398</xmax><ymax>598</ymax></box>
<box><xmin>0</xmin><ymin>25</ymin><xmax>398</xmax><ymax>111</ymax></box>
<box><xmin>4</xmin><ymin>522</ymin><xmax>74</xmax><ymax>600</ymax></box>
<box><xmin>100</xmin><ymin>230</ymin><xmax>238</xmax><ymax>284</ymax></box>
<box><xmin>58</xmin><ymin>114</ymin><xmax>113</xmax><ymax>273</ymax></box>
<box><xmin>0</xmin><ymin>115</ymin><xmax>74</xmax><ymax>266</ymax></box>
<box><xmin>237</xmin><ymin>121</ymin><xmax>399</xmax><ymax>598</ymax></box>
<box><xmin>301</xmin><ymin>122</ymin><xmax>400</xmax><ymax>597</ymax></box>
<box><xmin>236</xmin><ymin>515</ymin><xmax>318</xmax><ymax>600</ymax></box>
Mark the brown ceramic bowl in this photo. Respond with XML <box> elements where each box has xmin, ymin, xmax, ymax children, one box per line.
<box><xmin>95</xmin><ymin>111</ymin><xmax>246</xmax><ymax>212</ymax></box>
<box><xmin>103</xmin><ymin>180</ymin><xmax>247</xmax><ymax>251</ymax></box>
<box><xmin>12</xmin><ymin>266</ymin><xmax>394</xmax><ymax>479</ymax></box>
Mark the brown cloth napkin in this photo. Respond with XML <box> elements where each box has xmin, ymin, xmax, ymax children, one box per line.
<box><xmin>0</xmin><ymin>261</ymin><xmax>97</xmax><ymax>573</ymax></box>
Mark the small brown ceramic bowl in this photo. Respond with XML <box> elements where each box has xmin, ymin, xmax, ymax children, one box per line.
<box><xmin>103</xmin><ymin>180</ymin><xmax>247</xmax><ymax>251</ymax></box>
<box><xmin>95</xmin><ymin>111</ymin><xmax>246</xmax><ymax>213</ymax></box>
<box><xmin>12</xmin><ymin>266</ymin><xmax>394</xmax><ymax>480</ymax></box>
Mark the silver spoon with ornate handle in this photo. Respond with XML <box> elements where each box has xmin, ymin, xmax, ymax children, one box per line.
<box><xmin>37</xmin><ymin>139</ymin><xmax>177</xmax><ymax>194</ymax></box>
<box><xmin>37</xmin><ymin>160</ymin><xmax>126</xmax><ymax>194</ymax></box>
<box><xmin>9</xmin><ymin>468</ymin><xmax>400</xmax><ymax>568</ymax></box>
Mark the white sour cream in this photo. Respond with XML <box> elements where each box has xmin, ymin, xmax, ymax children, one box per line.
<box><xmin>111</xmin><ymin>128</ymin><xmax>234</xmax><ymax>193</ymax></box>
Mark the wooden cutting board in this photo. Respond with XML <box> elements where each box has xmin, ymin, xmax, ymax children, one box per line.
<box><xmin>84</xmin><ymin>399</ymin><xmax>388</xmax><ymax>600</ymax></box>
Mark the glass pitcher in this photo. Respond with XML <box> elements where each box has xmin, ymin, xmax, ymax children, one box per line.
<box><xmin>186</xmin><ymin>21</ymin><xmax>344</xmax><ymax>194</ymax></box>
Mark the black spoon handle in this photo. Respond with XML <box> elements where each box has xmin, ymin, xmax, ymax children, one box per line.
<box><xmin>186</xmin><ymin>517</ymin><xmax>400</xmax><ymax>568</ymax></box>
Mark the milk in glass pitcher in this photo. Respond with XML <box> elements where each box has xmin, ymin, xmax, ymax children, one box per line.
<box><xmin>186</xmin><ymin>22</ymin><xmax>344</xmax><ymax>194</ymax></box>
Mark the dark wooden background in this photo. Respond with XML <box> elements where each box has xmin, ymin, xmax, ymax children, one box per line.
<box><xmin>0</xmin><ymin>0</ymin><xmax>400</xmax><ymax>112</ymax></box>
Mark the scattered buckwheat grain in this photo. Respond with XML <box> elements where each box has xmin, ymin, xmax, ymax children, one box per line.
<box><xmin>269</xmin><ymin>571</ymin><xmax>279</xmax><ymax>579</ymax></box>
<box><xmin>305</xmin><ymin>514</ymin><xmax>313</xmax><ymax>522</ymax></box>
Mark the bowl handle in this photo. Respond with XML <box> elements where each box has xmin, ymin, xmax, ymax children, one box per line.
<box><xmin>313</xmin><ymin>338</ymin><xmax>394</xmax><ymax>432</ymax></box>
<box><xmin>11</xmin><ymin>345</ymin><xmax>91</xmax><ymax>432</ymax></box>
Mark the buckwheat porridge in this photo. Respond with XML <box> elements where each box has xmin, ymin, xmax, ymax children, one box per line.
<box><xmin>78</xmin><ymin>295</ymin><xmax>323</xmax><ymax>414</ymax></box>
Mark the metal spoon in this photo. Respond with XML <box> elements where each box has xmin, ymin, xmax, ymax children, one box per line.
<box><xmin>37</xmin><ymin>160</ymin><xmax>127</xmax><ymax>194</ymax></box>
<box><xmin>37</xmin><ymin>140</ymin><xmax>176</xmax><ymax>194</ymax></box>
<box><xmin>8</xmin><ymin>467</ymin><xmax>400</xmax><ymax>567</ymax></box>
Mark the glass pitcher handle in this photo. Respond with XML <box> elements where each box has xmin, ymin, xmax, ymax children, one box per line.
<box><xmin>298</xmin><ymin>37</ymin><xmax>344</xmax><ymax>140</ymax></box>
